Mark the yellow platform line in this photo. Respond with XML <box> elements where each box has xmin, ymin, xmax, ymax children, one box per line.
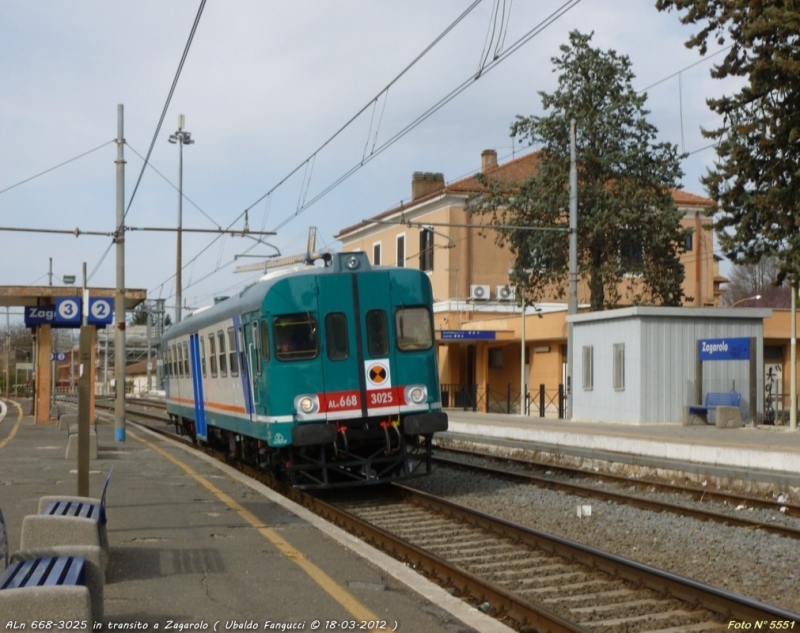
<box><xmin>0</xmin><ymin>399</ymin><xmax>24</xmax><ymax>450</ymax></box>
<box><xmin>128</xmin><ymin>429</ymin><xmax>379</xmax><ymax>622</ymax></box>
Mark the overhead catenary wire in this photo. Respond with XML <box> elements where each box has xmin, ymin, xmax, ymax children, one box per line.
<box><xmin>0</xmin><ymin>141</ymin><xmax>115</xmax><ymax>197</ymax></box>
<box><xmin>123</xmin><ymin>0</ymin><xmax>207</xmax><ymax>222</ymax></box>
<box><xmin>150</xmin><ymin>0</ymin><xmax>583</xmax><ymax>302</ymax></box>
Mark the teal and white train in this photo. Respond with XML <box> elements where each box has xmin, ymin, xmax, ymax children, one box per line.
<box><xmin>162</xmin><ymin>251</ymin><xmax>448</xmax><ymax>489</ymax></box>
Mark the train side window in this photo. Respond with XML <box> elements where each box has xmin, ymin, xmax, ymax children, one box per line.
<box><xmin>177</xmin><ymin>344</ymin><xmax>184</xmax><ymax>378</ymax></box>
<box><xmin>209</xmin><ymin>334</ymin><xmax>218</xmax><ymax>377</ymax></box>
<box><xmin>365</xmin><ymin>309</ymin><xmax>389</xmax><ymax>357</ymax></box>
<box><xmin>183</xmin><ymin>341</ymin><xmax>190</xmax><ymax>377</ymax></box>
<box><xmin>274</xmin><ymin>313</ymin><xmax>318</xmax><ymax>361</ymax></box>
<box><xmin>218</xmin><ymin>330</ymin><xmax>227</xmax><ymax>376</ymax></box>
<box><xmin>227</xmin><ymin>327</ymin><xmax>239</xmax><ymax>377</ymax></box>
<box><xmin>252</xmin><ymin>322</ymin><xmax>262</xmax><ymax>374</ymax></box>
<box><xmin>238</xmin><ymin>326</ymin><xmax>246</xmax><ymax>377</ymax></box>
<box><xmin>395</xmin><ymin>306</ymin><xmax>433</xmax><ymax>351</ymax></box>
<box><xmin>260</xmin><ymin>320</ymin><xmax>270</xmax><ymax>363</ymax></box>
<box><xmin>166</xmin><ymin>348</ymin><xmax>172</xmax><ymax>378</ymax></box>
<box><xmin>325</xmin><ymin>313</ymin><xmax>349</xmax><ymax>361</ymax></box>
<box><xmin>200</xmin><ymin>335</ymin><xmax>206</xmax><ymax>378</ymax></box>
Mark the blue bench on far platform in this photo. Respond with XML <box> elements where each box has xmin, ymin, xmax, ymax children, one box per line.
<box><xmin>686</xmin><ymin>392</ymin><xmax>741</xmax><ymax>425</ymax></box>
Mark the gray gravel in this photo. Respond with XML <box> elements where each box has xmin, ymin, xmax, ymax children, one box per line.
<box><xmin>406</xmin><ymin>457</ymin><xmax>800</xmax><ymax>616</ymax></box>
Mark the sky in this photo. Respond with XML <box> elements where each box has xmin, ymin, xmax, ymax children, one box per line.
<box><xmin>0</xmin><ymin>0</ymin><xmax>743</xmax><ymax>323</ymax></box>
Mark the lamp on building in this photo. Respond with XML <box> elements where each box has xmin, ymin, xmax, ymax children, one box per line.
<box><xmin>731</xmin><ymin>294</ymin><xmax>762</xmax><ymax>307</ymax></box>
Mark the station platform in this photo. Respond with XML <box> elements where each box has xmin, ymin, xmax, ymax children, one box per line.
<box><xmin>0</xmin><ymin>399</ymin><xmax>510</xmax><ymax>633</ymax></box>
<box><xmin>441</xmin><ymin>410</ymin><xmax>800</xmax><ymax>490</ymax></box>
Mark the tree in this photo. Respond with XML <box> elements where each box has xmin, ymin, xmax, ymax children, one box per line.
<box><xmin>655</xmin><ymin>1</ymin><xmax>800</xmax><ymax>283</ymax></box>
<box><xmin>467</xmin><ymin>31</ymin><xmax>689</xmax><ymax>311</ymax></box>
<box><xmin>723</xmin><ymin>257</ymin><xmax>791</xmax><ymax>307</ymax></box>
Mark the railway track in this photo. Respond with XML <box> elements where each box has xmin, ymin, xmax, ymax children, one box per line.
<box><xmin>321</xmin><ymin>485</ymin><xmax>800</xmax><ymax>632</ymax></box>
<box><xmin>90</xmin><ymin>398</ymin><xmax>800</xmax><ymax>631</ymax></box>
<box><xmin>108</xmin><ymin>398</ymin><xmax>800</xmax><ymax>541</ymax></box>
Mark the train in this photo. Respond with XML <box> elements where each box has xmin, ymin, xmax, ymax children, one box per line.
<box><xmin>162</xmin><ymin>251</ymin><xmax>448</xmax><ymax>489</ymax></box>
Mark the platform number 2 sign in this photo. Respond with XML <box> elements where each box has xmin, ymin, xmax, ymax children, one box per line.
<box><xmin>88</xmin><ymin>298</ymin><xmax>113</xmax><ymax>325</ymax></box>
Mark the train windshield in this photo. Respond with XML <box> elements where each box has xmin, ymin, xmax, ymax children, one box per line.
<box><xmin>274</xmin><ymin>313</ymin><xmax>318</xmax><ymax>361</ymax></box>
<box><xmin>395</xmin><ymin>306</ymin><xmax>433</xmax><ymax>351</ymax></box>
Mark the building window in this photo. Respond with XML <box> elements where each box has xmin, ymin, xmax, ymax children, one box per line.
<box><xmin>419</xmin><ymin>228</ymin><xmax>434</xmax><ymax>272</ymax></box>
<box><xmin>373</xmin><ymin>242</ymin><xmax>381</xmax><ymax>266</ymax></box>
<box><xmin>613</xmin><ymin>343</ymin><xmax>625</xmax><ymax>391</ymax></box>
<box><xmin>619</xmin><ymin>229</ymin><xmax>644</xmax><ymax>274</ymax></box>
<box><xmin>582</xmin><ymin>345</ymin><xmax>593</xmax><ymax>390</ymax></box>
<box><xmin>684</xmin><ymin>231</ymin><xmax>694</xmax><ymax>252</ymax></box>
<box><xmin>396</xmin><ymin>234</ymin><xmax>405</xmax><ymax>267</ymax></box>
<box><xmin>489</xmin><ymin>347</ymin><xmax>503</xmax><ymax>369</ymax></box>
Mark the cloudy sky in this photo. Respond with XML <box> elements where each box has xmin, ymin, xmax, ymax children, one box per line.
<box><xmin>0</xmin><ymin>0</ymin><xmax>741</xmax><ymax>321</ymax></box>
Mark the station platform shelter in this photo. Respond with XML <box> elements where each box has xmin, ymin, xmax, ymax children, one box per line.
<box><xmin>0</xmin><ymin>285</ymin><xmax>146</xmax><ymax>424</ymax></box>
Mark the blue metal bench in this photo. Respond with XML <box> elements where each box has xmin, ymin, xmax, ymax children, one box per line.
<box><xmin>0</xmin><ymin>508</ymin><xmax>93</xmax><ymax>622</ymax></box>
<box><xmin>688</xmin><ymin>392</ymin><xmax>741</xmax><ymax>422</ymax></box>
<box><xmin>38</xmin><ymin>466</ymin><xmax>112</xmax><ymax>564</ymax></box>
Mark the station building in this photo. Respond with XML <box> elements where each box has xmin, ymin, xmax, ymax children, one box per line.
<box><xmin>335</xmin><ymin>148</ymin><xmax>730</xmax><ymax>419</ymax></box>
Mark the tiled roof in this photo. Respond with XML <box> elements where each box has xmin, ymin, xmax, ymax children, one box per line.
<box><xmin>335</xmin><ymin>149</ymin><xmax>713</xmax><ymax>239</ymax></box>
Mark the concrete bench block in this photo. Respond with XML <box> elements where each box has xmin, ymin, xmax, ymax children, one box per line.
<box><xmin>715</xmin><ymin>405</ymin><xmax>744</xmax><ymax>428</ymax></box>
<box><xmin>682</xmin><ymin>405</ymin><xmax>708</xmax><ymax>426</ymax></box>
<box><xmin>37</xmin><ymin>497</ymin><xmax>108</xmax><ymax>566</ymax></box>
<box><xmin>65</xmin><ymin>431</ymin><xmax>97</xmax><ymax>460</ymax></box>
<box><xmin>20</xmin><ymin>516</ymin><xmax>100</xmax><ymax>551</ymax></box>
<box><xmin>58</xmin><ymin>413</ymin><xmax>77</xmax><ymax>431</ymax></box>
<box><xmin>12</xmin><ymin>545</ymin><xmax>104</xmax><ymax>624</ymax></box>
<box><xmin>0</xmin><ymin>585</ymin><xmax>92</xmax><ymax>627</ymax></box>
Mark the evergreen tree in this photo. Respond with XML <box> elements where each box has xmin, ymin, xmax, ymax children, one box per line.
<box><xmin>468</xmin><ymin>31</ymin><xmax>688</xmax><ymax>310</ymax></box>
<box><xmin>656</xmin><ymin>0</ymin><xmax>800</xmax><ymax>282</ymax></box>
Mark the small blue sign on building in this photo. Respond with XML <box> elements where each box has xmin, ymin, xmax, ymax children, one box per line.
<box><xmin>440</xmin><ymin>330</ymin><xmax>497</xmax><ymax>340</ymax></box>
<box><xmin>698</xmin><ymin>337</ymin><xmax>751</xmax><ymax>361</ymax></box>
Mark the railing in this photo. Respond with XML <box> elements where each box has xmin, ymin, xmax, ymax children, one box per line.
<box><xmin>440</xmin><ymin>383</ymin><xmax>566</xmax><ymax>418</ymax></box>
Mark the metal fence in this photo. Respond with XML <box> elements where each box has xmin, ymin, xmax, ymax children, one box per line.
<box><xmin>441</xmin><ymin>383</ymin><xmax>566</xmax><ymax>418</ymax></box>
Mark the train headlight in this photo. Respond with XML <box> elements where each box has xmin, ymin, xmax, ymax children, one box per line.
<box><xmin>294</xmin><ymin>395</ymin><xmax>319</xmax><ymax>415</ymax></box>
<box><xmin>405</xmin><ymin>385</ymin><xmax>427</xmax><ymax>405</ymax></box>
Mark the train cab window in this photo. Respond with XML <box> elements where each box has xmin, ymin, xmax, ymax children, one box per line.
<box><xmin>183</xmin><ymin>341</ymin><xmax>190</xmax><ymax>377</ymax></box>
<box><xmin>200</xmin><ymin>335</ymin><xmax>207</xmax><ymax>378</ymax></box>
<box><xmin>365</xmin><ymin>310</ymin><xmax>389</xmax><ymax>357</ymax></box>
<box><xmin>209</xmin><ymin>334</ymin><xmax>218</xmax><ymax>377</ymax></box>
<box><xmin>274</xmin><ymin>313</ymin><xmax>318</xmax><ymax>361</ymax></box>
<box><xmin>395</xmin><ymin>306</ymin><xmax>433</xmax><ymax>351</ymax></box>
<box><xmin>218</xmin><ymin>331</ymin><xmax>227</xmax><ymax>376</ymax></box>
<box><xmin>325</xmin><ymin>313</ymin><xmax>349</xmax><ymax>361</ymax></box>
<box><xmin>260</xmin><ymin>320</ymin><xmax>270</xmax><ymax>363</ymax></box>
<box><xmin>227</xmin><ymin>327</ymin><xmax>239</xmax><ymax>377</ymax></box>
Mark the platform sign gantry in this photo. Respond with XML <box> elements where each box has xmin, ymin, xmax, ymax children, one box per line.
<box><xmin>0</xmin><ymin>285</ymin><xmax>147</xmax><ymax>424</ymax></box>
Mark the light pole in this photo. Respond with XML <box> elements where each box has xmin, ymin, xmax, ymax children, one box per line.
<box><xmin>168</xmin><ymin>114</ymin><xmax>194</xmax><ymax>324</ymax></box>
<box><xmin>730</xmin><ymin>294</ymin><xmax>762</xmax><ymax>307</ymax></box>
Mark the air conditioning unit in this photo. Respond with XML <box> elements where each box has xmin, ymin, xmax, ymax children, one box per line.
<box><xmin>469</xmin><ymin>284</ymin><xmax>490</xmax><ymax>300</ymax></box>
<box><xmin>496</xmin><ymin>285</ymin><xmax>516</xmax><ymax>301</ymax></box>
